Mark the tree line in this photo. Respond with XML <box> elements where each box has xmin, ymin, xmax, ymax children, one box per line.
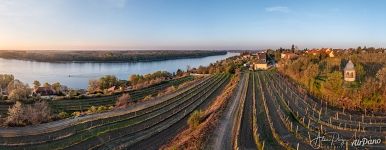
<box><xmin>0</xmin><ymin>50</ymin><xmax>227</xmax><ymax>62</ymax></box>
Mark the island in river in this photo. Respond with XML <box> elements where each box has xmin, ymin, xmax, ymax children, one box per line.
<box><xmin>0</xmin><ymin>50</ymin><xmax>227</xmax><ymax>62</ymax></box>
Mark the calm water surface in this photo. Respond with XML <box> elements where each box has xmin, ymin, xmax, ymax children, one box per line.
<box><xmin>0</xmin><ymin>52</ymin><xmax>238</xmax><ymax>89</ymax></box>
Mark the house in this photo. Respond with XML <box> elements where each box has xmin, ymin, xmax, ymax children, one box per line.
<box><xmin>281</xmin><ymin>52</ymin><xmax>299</xmax><ymax>60</ymax></box>
<box><xmin>323</xmin><ymin>48</ymin><xmax>335</xmax><ymax>57</ymax></box>
<box><xmin>33</xmin><ymin>87</ymin><xmax>56</xmax><ymax>96</ymax></box>
<box><xmin>251</xmin><ymin>60</ymin><xmax>269</xmax><ymax>70</ymax></box>
<box><xmin>344</xmin><ymin>60</ymin><xmax>356</xmax><ymax>82</ymax></box>
<box><xmin>281</xmin><ymin>53</ymin><xmax>287</xmax><ymax>58</ymax></box>
<box><xmin>306</xmin><ymin>48</ymin><xmax>334</xmax><ymax>57</ymax></box>
<box><xmin>256</xmin><ymin>52</ymin><xmax>267</xmax><ymax>61</ymax></box>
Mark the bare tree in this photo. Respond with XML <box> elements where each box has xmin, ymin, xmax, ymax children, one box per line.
<box><xmin>5</xmin><ymin>102</ymin><xmax>25</xmax><ymax>126</ymax></box>
<box><xmin>7</xmin><ymin>80</ymin><xmax>31</xmax><ymax>102</ymax></box>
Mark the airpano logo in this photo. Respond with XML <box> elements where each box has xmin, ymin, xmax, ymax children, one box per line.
<box><xmin>311</xmin><ymin>132</ymin><xmax>383</xmax><ymax>149</ymax></box>
<box><xmin>351</xmin><ymin>138</ymin><xmax>382</xmax><ymax>147</ymax></box>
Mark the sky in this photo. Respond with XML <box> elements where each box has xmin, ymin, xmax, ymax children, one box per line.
<box><xmin>0</xmin><ymin>0</ymin><xmax>385</xmax><ymax>50</ymax></box>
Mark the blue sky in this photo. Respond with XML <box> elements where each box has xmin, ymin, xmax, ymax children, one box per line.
<box><xmin>0</xmin><ymin>0</ymin><xmax>385</xmax><ymax>50</ymax></box>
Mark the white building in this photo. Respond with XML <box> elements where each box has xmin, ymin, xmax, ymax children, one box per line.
<box><xmin>344</xmin><ymin>60</ymin><xmax>355</xmax><ymax>82</ymax></box>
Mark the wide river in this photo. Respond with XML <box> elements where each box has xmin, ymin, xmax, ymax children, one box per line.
<box><xmin>0</xmin><ymin>52</ymin><xmax>238</xmax><ymax>89</ymax></box>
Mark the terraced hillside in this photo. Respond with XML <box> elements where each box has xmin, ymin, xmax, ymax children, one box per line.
<box><xmin>233</xmin><ymin>71</ymin><xmax>386</xmax><ymax>150</ymax></box>
<box><xmin>0</xmin><ymin>76</ymin><xmax>193</xmax><ymax>118</ymax></box>
<box><xmin>2</xmin><ymin>70</ymin><xmax>385</xmax><ymax>150</ymax></box>
<box><xmin>51</xmin><ymin>76</ymin><xmax>193</xmax><ymax>113</ymax></box>
<box><xmin>0</xmin><ymin>74</ymin><xmax>230</xmax><ymax>149</ymax></box>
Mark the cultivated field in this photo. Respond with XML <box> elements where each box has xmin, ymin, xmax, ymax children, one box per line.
<box><xmin>0</xmin><ymin>74</ymin><xmax>230</xmax><ymax>149</ymax></box>
<box><xmin>233</xmin><ymin>71</ymin><xmax>386</xmax><ymax>150</ymax></box>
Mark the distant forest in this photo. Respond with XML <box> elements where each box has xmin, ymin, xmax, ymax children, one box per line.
<box><xmin>0</xmin><ymin>50</ymin><xmax>227</xmax><ymax>62</ymax></box>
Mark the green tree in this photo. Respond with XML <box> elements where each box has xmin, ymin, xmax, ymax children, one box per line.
<box><xmin>321</xmin><ymin>71</ymin><xmax>343</xmax><ymax>99</ymax></box>
<box><xmin>304</xmin><ymin>63</ymin><xmax>319</xmax><ymax>92</ymax></box>
<box><xmin>43</xmin><ymin>82</ymin><xmax>51</xmax><ymax>88</ymax></box>
<box><xmin>357</xmin><ymin>46</ymin><xmax>362</xmax><ymax>52</ymax></box>
<box><xmin>176</xmin><ymin>69</ymin><xmax>184</xmax><ymax>76</ymax></box>
<box><xmin>33</xmin><ymin>80</ymin><xmax>41</xmax><ymax>89</ymax></box>
<box><xmin>129</xmin><ymin>74</ymin><xmax>143</xmax><ymax>85</ymax></box>
<box><xmin>51</xmin><ymin>82</ymin><xmax>61</xmax><ymax>93</ymax></box>
<box><xmin>226</xmin><ymin>63</ymin><xmax>236</xmax><ymax>74</ymax></box>
<box><xmin>291</xmin><ymin>44</ymin><xmax>295</xmax><ymax>53</ymax></box>
<box><xmin>99</xmin><ymin>75</ymin><xmax>118</xmax><ymax>90</ymax></box>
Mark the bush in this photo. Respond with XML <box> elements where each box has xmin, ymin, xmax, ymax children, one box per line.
<box><xmin>115</xmin><ymin>94</ymin><xmax>131</xmax><ymax>109</ymax></box>
<box><xmin>72</xmin><ymin>111</ymin><xmax>81</xmax><ymax>117</ymax></box>
<box><xmin>5</xmin><ymin>101</ymin><xmax>52</xmax><ymax>126</ymax></box>
<box><xmin>8</xmin><ymin>86</ymin><xmax>32</xmax><ymax>102</ymax></box>
<box><xmin>58</xmin><ymin>112</ymin><xmax>69</xmax><ymax>119</ymax></box>
<box><xmin>142</xmin><ymin>95</ymin><xmax>153</xmax><ymax>101</ymax></box>
<box><xmin>187</xmin><ymin>110</ymin><xmax>203</xmax><ymax>129</ymax></box>
<box><xmin>97</xmin><ymin>106</ymin><xmax>108</xmax><ymax>112</ymax></box>
<box><xmin>24</xmin><ymin>101</ymin><xmax>52</xmax><ymax>125</ymax></box>
<box><xmin>5</xmin><ymin>102</ymin><xmax>26</xmax><ymax>126</ymax></box>
<box><xmin>87</xmin><ymin>106</ymin><xmax>98</xmax><ymax>114</ymax></box>
<box><xmin>96</xmin><ymin>93</ymin><xmax>102</xmax><ymax>97</ymax></box>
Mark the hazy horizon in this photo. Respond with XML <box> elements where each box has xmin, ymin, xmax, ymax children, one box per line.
<box><xmin>1</xmin><ymin>0</ymin><xmax>386</xmax><ymax>50</ymax></box>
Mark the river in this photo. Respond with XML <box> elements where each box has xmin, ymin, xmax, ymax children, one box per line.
<box><xmin>0</xmin><ymin>52</ymin><xmax>238</xmax><ymax>89</ymax></box>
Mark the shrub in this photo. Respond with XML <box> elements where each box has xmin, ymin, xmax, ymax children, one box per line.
<box><xmin>115</xmin><ymin>94</ymin><xmax>131</xmax><ymax>108</ymax></box>
<box><xmin>24</xmin><ymin>101</ymin><xmax>52</xmax><ymax>125</ymax></box>
<box><xmin>187</xmin><ymin>110</ymin><xmax>203</xmax><ymax>129</ymax></box>
<box><xmin>97</xmin><ymin>106</ymin><xmax>108</xmax><ymax>112</ymax></box>
<box><xmin>142</xmin><ymin>95</ymin><xmax>153</xmax><ymax>101</ymax></box>
<box><xmin>5</xmin><ymin>101</ymin><xmax>51</xmax><ymax>126</ymax></box>
<box><xmin>87</xmin><ymin>106</ymin><xmax>98</xmax><ymax>114</ymax></box>
<box><xmin>163</xmin><ymin>86</ymin><xmax>177</xmax><ymax>95</ymax></box>
<box><xmin>5</xmin><ymin>102</ymin><xmax>26</xmax><ymax>126</ymax></box>
<box><xmin>58</xmin><ymin>112</ymin><xmax>69</xmax><ymax>119</ymax></box>
<box><xmin>8</xmin><ymin>85</ymin><xmax>32</xmax><ymax>102</ymax></box>
<box><xmin>72</xmin><ymin>111</ymin><xmax>81</xmax><ymax>117</ymax></box>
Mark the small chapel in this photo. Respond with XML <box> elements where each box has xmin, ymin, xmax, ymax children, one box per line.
<box><xmin>344</xmin><ymin>60</ymin><xmax>356</xmax><ymax>82</ymax></box>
